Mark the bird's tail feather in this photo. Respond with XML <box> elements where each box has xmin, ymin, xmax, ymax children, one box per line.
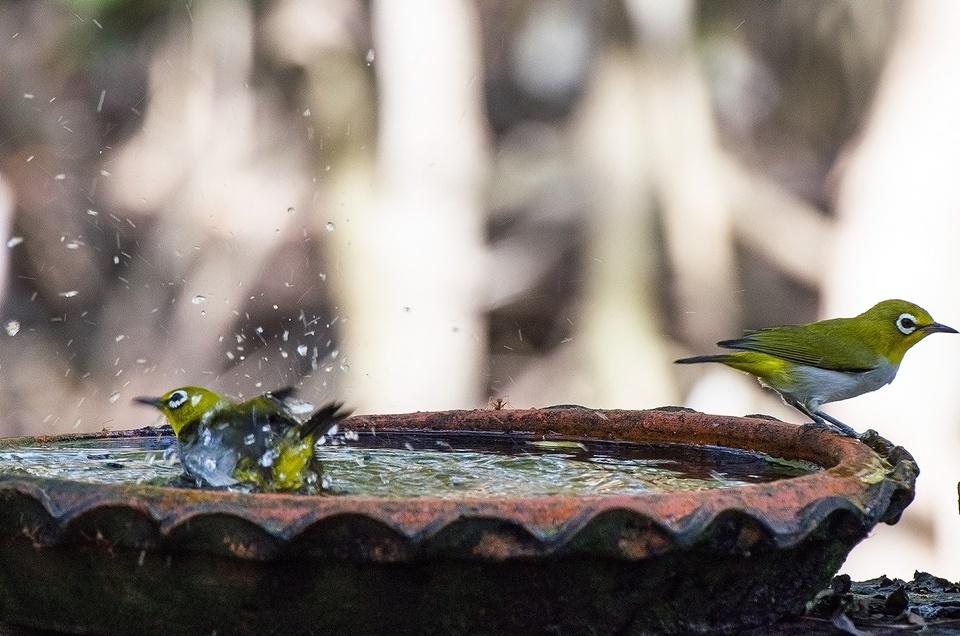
<box><xmin>301</xmin><ymin>401</ymin><xmax>352</xmax><ymax>440</ymax></box>
<box><xmin>674</xmin><ymin>354</ymin><xmax>733</xmax><ymax>365</ymax></box>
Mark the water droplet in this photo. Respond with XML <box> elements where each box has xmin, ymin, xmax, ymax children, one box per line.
<box><xmin>324</xmin><ymin>222</ymin><xmax>335</xmax><ymax>232</ymax></box>
<box><xmin>108</xmin><ymin>392</ymin><xmax>120</xmax><ymax>403</ymax></box>
<box><xmin>243</xmin><ymin>434</ymin><xmax>256</xmax><ymax>446</ymax></box>
<box><xmin>260</xmin><ymin>449</ymin><xmax>277</xmax><ymax>467</ymax></box>
<box><xmin>191</xmin><ymin>295</ymin><xmax>206</xmax><ymax>305</ymax></box>
<box><xmin>6</xmin><ymin>236</ymin><xmax>23</xmax><ymax>248</ymax></box>
<box><xmin>365</xmin><ymin>48</ymin><xmax>375</xmax><ymax>65</ymax></box>
<box><xmin>87</xmin><ymin>209</ymin><xmax>99</xmax><ymax>216</ymax></box>
<box><xmin>4</xmin><ymin>320</ymin><xmax>20</xmax><ymax>336</ymax></box>
<box><xmin>59</xmin><ymin>290</ymin><xmax>78</xmax><ymax>298</ymax></box>
<box><xmin>287</xmin><ymin>206</ymin><xmax>295</xmax><ymax>214</ymax></box>
<box><xmin>297</xmin><ymin>344</ymin><xmax>308</xmax><ymax>357</ymax></box>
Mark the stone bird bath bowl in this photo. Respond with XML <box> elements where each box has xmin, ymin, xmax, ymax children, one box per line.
<box><xmin>0</xmin><ymin>408</ymin><xmax>916</xmax><ymax>634</ymax></box>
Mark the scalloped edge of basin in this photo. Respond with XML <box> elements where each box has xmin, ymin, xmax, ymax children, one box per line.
<box><xmin>0</xmin><ymin>408</ymin><xmax>918</xmax><ymax>635</ymax></box>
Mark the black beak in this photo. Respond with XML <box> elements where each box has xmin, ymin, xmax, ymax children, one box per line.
<box><xmin>133</xmin><ymin>396</ymin><xmax>163</xmax><ymax>408</ymax></box>
<box><xmin>925</xmin><ymin>322</ymin><xmax>959</xmax><ymax>334</ymax></box>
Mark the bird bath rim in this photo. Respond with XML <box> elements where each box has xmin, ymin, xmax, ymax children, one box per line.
<box><xmin>0</xmin><ymin>407</ymin><xmax>919</xmax><ymax>634</ymax></box>
<box><xmin>0</xmin><ymin>407</ymin><xmax>916</xmax><ymax>563</ymax></box>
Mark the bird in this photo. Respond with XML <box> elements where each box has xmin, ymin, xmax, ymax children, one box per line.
<box><xmin>134</xmin><ymin>386</ymin><xmax>350</xmax><ymax>492</ymax></box>
<box><xmin>675</xmin><ymin>299</ymin><xmax>957</xmax><ymax>437</ymax></box>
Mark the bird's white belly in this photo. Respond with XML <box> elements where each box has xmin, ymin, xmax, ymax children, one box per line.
<box><xmin>781</xmin><ymin>361</ymin><xmax>898</xmax><ymax>409</ymax></box>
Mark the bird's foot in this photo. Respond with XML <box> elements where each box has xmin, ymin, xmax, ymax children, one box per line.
<box><xmin>812</xmin><ymin>411</ymin><xmax>860</xmax><ymax>438</ymax></box>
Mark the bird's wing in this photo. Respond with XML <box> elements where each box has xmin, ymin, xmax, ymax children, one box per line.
<box><xmin>300</xmin><ymin>401</ymin><xmax>352</xmax><ymax>440</ymax></box>
<box><xmin>717</xmin><ymin>325</ymin><xmax>879</xmax><ymax>372</ymax></box>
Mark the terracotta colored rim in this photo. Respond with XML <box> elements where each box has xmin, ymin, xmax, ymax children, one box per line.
<box><xmin>0</xmin><ymin>407</ymin><xmax>917</xmax><ymax>562</ymax></box>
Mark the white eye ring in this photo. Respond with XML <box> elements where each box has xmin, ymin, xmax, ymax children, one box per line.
<box><xmin>896</xmin><ymin>313</ymin><xmax>918</xmax><ymax>335</ymax></box>
<box><xmin>167</xmin><ymin>390</ymin><xmax>189</xmax><ymax>409</ymax></box>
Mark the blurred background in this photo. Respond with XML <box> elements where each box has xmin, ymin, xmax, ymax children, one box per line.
<box><xmin>1</xmin><ymin>0</ymin><xmax>958</xmax><ymax>580</ymax></box>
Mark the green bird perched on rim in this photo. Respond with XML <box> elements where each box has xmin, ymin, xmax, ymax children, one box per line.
<box><xmin>675</xmin><ymin>299</ymin><xmax>956</xmax><ymax>437</ymax></box>
<box><xmin>134</xmin><ymin>386</ymin><xmax>350</xmax><ymax>492</ymax></box>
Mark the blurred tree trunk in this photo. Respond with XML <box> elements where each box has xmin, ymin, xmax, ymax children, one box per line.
<box><xmin>825</xmin><ymin>0</ymin><xmax>960</xmax><ymax>580</ymax></box>
<box><xmin>535</xmin><ymin>0</ymin><xmax>738</xmax><ymax>409</ymax></box>
<box><xmin>338</xmin><ymin>0</ymin><xmax>489</xmax><ymax>411</ymax></box>
<box><xmin>272</xmin><ymin>0</ymin><xmax>380</xmax><ymax>406</ymax></box>
<box><xmin>573</xmin><ymin>48</ymin><xmax>676</xmax><ymax>408</ymax></box>
<box><xmin>627</xmin><ymin>0</ymin><xmax>739</xmax><ymax>351</ymax></box>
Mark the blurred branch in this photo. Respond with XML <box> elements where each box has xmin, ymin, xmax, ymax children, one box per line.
<box><xmin>483</xmin><ymin>230</ymin><xmax>567</xmax><ymax>309</ymax></box>
<box><xmin>721</xmin><ymin>154</ymin><xmax>833</xmax><ymax>288</ymax></box>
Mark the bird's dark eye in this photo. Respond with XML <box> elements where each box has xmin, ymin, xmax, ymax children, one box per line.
<box><xmin>896</xmin><ymin>313</ymin><xmax>917</xmax><ymax>335</ymax></box>
<box><xmin>167</xmin><ymin>390</ymin><xmax>189</xmax><ymax>409</ymax></box>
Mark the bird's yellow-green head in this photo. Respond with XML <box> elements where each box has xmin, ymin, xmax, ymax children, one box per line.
<box><xmin>134</xmin><ymin>386</ymin><xmax>226</xmax><ymax>437</ymax></box>
<box><xmin>855</xmin><ymin>299</ymin><xmax>957</xmax><ymax>363</ymax></box>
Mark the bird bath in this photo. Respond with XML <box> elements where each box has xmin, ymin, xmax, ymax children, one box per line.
<box><xmin>0</xmin><ymin>407</ymin><xmax>916</xmax><ymax>634</ymax></box>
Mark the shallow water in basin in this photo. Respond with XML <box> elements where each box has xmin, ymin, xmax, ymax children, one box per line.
<box><xmin>0</xmin><ymin>431</ymin><xmax>820</xmax><ymax>497</ymax></box>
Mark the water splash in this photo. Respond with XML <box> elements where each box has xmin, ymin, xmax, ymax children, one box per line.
<box><xmin>4</xmin><ymin>320</ymin><xmax>20</xmax><ymax>336</ymax></box>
